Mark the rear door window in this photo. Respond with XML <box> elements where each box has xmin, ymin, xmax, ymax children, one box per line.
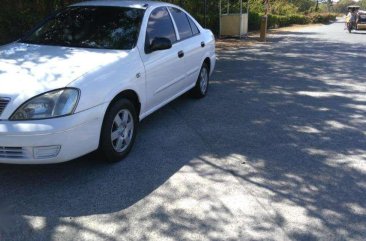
<box><xmin>146</xmin><ymin>7</ymin><xmax>177</xmax><ymax>47</ymax></box>
<box><xmin>169</xmin><ymin>7</ymin><xmax>193</xmax><ymax>40</ymax></box>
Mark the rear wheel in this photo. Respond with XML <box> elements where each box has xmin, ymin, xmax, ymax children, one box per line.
<box><xmin>191</xmin><ymin>62</ymin><xmax>210</xmax><ymax>98</ymax></box>
<box><xmin>100</xmin><ymin>99</ymin><xmax>138</xmax><ymax>163</ymax></box>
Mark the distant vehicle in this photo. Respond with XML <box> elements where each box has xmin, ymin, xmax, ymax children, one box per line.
<box><xmin>356</xmin><ymin>10</ymin><xmax>366</xmax><ymax>30</ymax></box>
<box><xmin>346</xmin><ymin>5</ymin><xmax>366</xmax><ymax>33</ymax></box>
<box><xmin>0</xmin><ymin>1</ymin><xmax>216</xmax><ymax>164</ymax></box>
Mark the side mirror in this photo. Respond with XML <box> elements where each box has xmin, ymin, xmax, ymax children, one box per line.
<box><xmin>149</xmin><ymin>37</ymin><xmax>172</xmax><ymax>53</ymax></box>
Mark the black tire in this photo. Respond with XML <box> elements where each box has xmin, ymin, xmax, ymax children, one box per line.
<box><xmin>100</xmin><ymin>99</ymin><xmax>138</xmax><ymax>163</ymax></box>
<box><xmin>191</xmin><ymin>62</ymin><xmax>210</xmax><ymax>98</ymax></box>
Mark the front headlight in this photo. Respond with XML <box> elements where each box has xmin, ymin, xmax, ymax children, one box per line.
<box><xmin>11</xmin><ymin>88</ymin><xmax>80</xmax><ymax>120</ymax></box>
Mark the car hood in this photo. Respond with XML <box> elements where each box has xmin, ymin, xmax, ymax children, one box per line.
<box><xmin>0</xmin><ymin>43</ymin><xmax>129</xmax><ymax>117</ymax></box>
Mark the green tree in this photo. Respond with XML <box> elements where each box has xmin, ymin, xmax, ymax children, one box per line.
<box><xmin>289</xmin><ymin>0</ymin><xmax>315</xmax><ymax>12</ymax></box>
<box><xmin>333</xmin><ymin>0</ymin><xmax>358</xmax><ymax>13</ymax></box>
<box><xmin>0</xmin><ymin>0</ymin><xmax>79</xmax><ymax>44</ymax></box>
<box><xmin>358</xmin><ymin>0</ymin><xmax>366</xmax><ymax>9</ymax></box>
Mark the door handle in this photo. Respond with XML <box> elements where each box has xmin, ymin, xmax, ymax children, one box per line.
<box><xmin>201</xmin><ymin>42</ymin><xmax>205</xmax><ymax>48</ymax></box>
<box><xmin>178</xmin><ymin>50</ymin><xmax>184</xmax><ymax>58</ymax></box>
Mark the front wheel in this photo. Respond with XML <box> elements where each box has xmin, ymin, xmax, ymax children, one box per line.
<box><xmin>191</xmin><ymin>63</ymin><xmax>210</xmax><ymax>98</ymax></box>
<box><xmin>100</xmin><ymin>99</ymin><xmax>138</xmax><ymax>163</ymax></box>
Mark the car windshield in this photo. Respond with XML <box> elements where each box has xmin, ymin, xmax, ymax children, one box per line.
<box><xmin>21</xmin><ymin>6</ymin><xmax>145</xmax><ymax>50</ymax></box>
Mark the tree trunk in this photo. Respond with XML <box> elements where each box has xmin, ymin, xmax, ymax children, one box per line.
<box><xmin>315</xmin><ymin>0</ymin><xmax>319</xmax><ymax>12</ymax></box>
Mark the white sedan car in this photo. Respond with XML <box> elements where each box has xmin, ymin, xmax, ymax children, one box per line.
<box><xmin>0</xmin><ymin>1</ymin><xmax>215</xmax><ymax>164</ymax></box>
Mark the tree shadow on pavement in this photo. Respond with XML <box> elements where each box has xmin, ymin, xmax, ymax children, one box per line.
<box><xmin>183</xmin><ymin>32</ymin><xmax>366</xmax><ymax>240</ymax></box>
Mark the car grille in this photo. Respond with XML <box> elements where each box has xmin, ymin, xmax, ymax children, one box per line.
<box><xmin>0</xmin><ymin>147</ymin><xmax>31</xmax><ymax>159</ymax></box>
<box><xmin>0</xmin><ymin>97</ymin><xmax>10</xmax><ymax>116</ymax></box>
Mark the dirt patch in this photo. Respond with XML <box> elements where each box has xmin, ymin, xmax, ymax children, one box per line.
<box><xmin>269</xmin><ymin>23</ymin><xmax>322</xmax><ymax>33</ymax></box>
<box><xmin>216</xmin><ymin>23</ymin><xmax>322</xmax><ymax>51</ymax></box>
<box><xmin>216</xmin><ymin>38</ymin><xmax>257</xmax><ymax>51</ymax></box>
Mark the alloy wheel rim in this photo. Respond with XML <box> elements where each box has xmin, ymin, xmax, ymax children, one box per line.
<box><xmin>200</xmin><ymin>67</ymin><xmax>208</xmax><ymax>94</ymax></box>
<box><xmin>111</xmin><ymin>109</ymin><xmax>134</xmax><ymax>153</ymax></box>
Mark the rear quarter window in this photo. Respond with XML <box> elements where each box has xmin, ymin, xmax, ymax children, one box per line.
<box><xmin>187</xmin><ymin>15</ymin><xmax>200</xmax><ymax>35</ymax></box>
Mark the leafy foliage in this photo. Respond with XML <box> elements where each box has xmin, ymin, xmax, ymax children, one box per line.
<box><xmin>289</xmin><ymin>0</ymin><xmax>315</xmax><ymax>12</ymax></box>
<box><xmin>0</xmin><ymin>0</ymin><xmax>78</xmax><ymax>44</ymax></box>
<box><xmin>0</xmin><ymin>0</ymin><xmax>338</xmax><ymax>44</ymax></box>
<box><xmin>333</xmin><ymin>0</ymin><xmax>366</xmax><ymax>13</ymax></box>
<box><xmin>249</xmin><ymin>11</ymin><xmax>336</xmax><ymax>30</ymax></box>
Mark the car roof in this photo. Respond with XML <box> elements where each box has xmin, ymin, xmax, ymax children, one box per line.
<box><xmin>72</xmin><ymin>0</ymin><xmax>174</xmax><ymax>9</ymax></box>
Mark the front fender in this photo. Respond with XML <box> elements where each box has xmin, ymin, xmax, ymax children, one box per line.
<box><xmin>68</xmin><ymin>48</ymin><xmax>146</xmax><ymax>114</ymax></box>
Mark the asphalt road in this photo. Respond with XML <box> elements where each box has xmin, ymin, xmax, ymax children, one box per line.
<box><xmin>1</xmin><ymin>20</ymin><xmax>366</xmax><ymax>241</ymax></box>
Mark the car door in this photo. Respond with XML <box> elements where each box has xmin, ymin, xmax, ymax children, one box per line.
<box><xmin>168</xmin><ymin>7</ymin><xmax>205</xmax><ymax>87</ymax></box>
<box><xmin>140</xmin><ymin>7</ymin><xmax>187</xmax><ymax>112</ymax></box>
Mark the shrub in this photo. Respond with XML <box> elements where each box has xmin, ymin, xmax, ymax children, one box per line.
<box><xmin>0</xmin><ymin>10</ymin><xmax>43</xmax><ymax>44</ymax></box>
<box><xmin>0</xmin><ymin>0</ymin><xmax>79</xmax><ymax>45</ymax></box>
<box><xmin>268</xmin><ymin>14</ymin><xmax>309</xmax><ymax>28</ymax></box>
<box><xmin>248</xmin><ymin>11</ymin><xmax>262</xmax><ymax>31</ymax></box>
<box><xmin>306</xmin><ymin>13</ymin><xmax>337</xmax><ymax>24</ymax></box>
<box><xmin>249</xmin><ymin>13</ymin><xmax>308</xmax><ymax>31</ymax></box>
<box><xmin>248</xmin><ymin>12</ymin><xmax>337</xmax><ymax>31</ymax></box>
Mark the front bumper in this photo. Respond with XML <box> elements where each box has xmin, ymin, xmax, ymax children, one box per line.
<box><xmin>0</xmin><ymin>103</ymin><xmax>108</xmax><ymax>164</ymax></box>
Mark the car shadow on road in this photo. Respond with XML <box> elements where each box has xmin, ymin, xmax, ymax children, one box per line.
<box><xmin>0</xmin><ymin>30</ymin><xmax>366</xmax><ymax>240</ymax></box>
<box><xmin>0</xmin><ymin>97</ymin><xmax>216</xmax><ymax>240</ymax></box>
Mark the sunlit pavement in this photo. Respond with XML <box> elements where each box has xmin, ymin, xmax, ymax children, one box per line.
<box><xmin>1</xmin><ymin>20</ymin><xmax>366</xmax><ymax>241</ymax></box>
